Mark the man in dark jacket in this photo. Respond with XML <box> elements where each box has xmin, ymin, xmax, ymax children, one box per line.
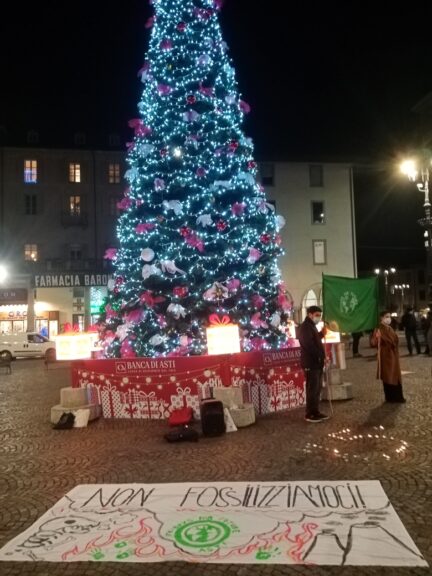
<box><xmin>298</xmin><ymin>305</ymin><xmax>329</xmax><ymax>422</ymax></box>
<box><xmin>400</xmin><ymin>307</ymin><xmax>421</xmax><ymax>355</ymax></box>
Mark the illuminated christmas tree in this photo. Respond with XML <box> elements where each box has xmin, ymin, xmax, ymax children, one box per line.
<box><xmin>101</xmin><ymin>0</ymin><xmax>291</xmax><ymax>357</ymax></box>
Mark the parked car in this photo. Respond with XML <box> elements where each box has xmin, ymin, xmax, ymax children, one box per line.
<box><xmin>0</xmin><ymin>332</ymin><xmax>56</xmax><ymax>361</ymax></box>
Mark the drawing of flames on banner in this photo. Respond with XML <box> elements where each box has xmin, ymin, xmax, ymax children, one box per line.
<box><xmin>0</xmin><ymin>481</ymin><xmax>427</xmax><ymax>566</ymax></box>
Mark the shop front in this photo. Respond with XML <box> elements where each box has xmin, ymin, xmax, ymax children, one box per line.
<box><xmin>0</xmin><ymin>306</ymin><xmax>59</xmax><ymax>336</ymax></box>
<box><xmin>1</xmin><ymin>273</ymin><xmax>111</xmax><ymax>336</ymax></box>
<box><xmin>33</xmin><ymin>273</ymin><xmax>111</xmax><ymax>334</ymax></box>
<box><xmin>0</xmin><ymin>288</ymin><xmax>35</xmax><ymax>334</ymax></box>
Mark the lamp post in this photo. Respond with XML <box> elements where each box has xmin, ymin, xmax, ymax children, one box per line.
<box><xmin>400</xmin><ymin>157</ymin><xmax>432</xmax><ymax>303</ymax></box>
<box><xmin>0</xmin><ymin>264</ymin><xmax>8</xmax><ymax>284</ymax></box>
<box><xmin>393</xmin><ymin>283</ymin><xmax>410</xmax><ymax>314</ymax></box>
<box><xmin>374</xmin><ymin>267</ymin><xmax>396</xmax><ymax>308</ymax></box>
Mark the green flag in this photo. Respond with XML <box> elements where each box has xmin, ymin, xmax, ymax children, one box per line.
<box><xmin>322</xmin><ymin>274</ymin><xmax>379</xmax><ymax>333</ymax></box>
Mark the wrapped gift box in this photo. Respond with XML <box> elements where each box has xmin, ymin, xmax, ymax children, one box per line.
<box><xmin>213</xmin><ymin>386</ymin><xmax>243</xmax><ymax>408</ymax></box>
<box><xmin>229</xmin><ymin>403</ymin><xmax>255</xmax><ymax>427</ymax></box>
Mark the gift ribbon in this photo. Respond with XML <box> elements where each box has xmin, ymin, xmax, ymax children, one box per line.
<box><xmin>209</xmin><ymin>314</ymin><xmax>231</xmax><ymax>325</ymax></box>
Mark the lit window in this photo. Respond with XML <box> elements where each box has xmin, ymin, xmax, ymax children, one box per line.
<box><xmin>24</xmin><ymin>160</ymin><xmax>38</xmax><ymax>183</ymax></box>
<box><xmin>69</xmin><ymin>163</ymin><xmax>81</xmax><ymax>183</ymax></box>
<box><xmin>309</xmin><ymin>165</ymin><xmax>323</xmax><ymax>187</ymax></box>
<box><xmin>25</xmin><ymin>194</ymin><xmax>37</xmax><ymax>215</ymax></box>
<box><xmin>108</xmin><ymin>163</ymin><xmax>121</xmax><ymax>184</ymax></box>
<box><xmin>69</xmin><ymin>195</ymin><xmax>81</xmax><ymax>216</ymax></box>
<box><xmin>24</xmin><ymin>244</ymin><xmax>38</xmax><ymax>262</ymax></box>
<box><xmin>312</xmin><ymin>201</ymin><xmax>325</xmax><ymax>224</ymax></box>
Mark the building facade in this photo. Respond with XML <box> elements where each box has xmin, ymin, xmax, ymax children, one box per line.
<box><xmin>0</xmin><ymin>146</ymin><xmax>124</xmax><ymax>335</ymax></box>
<box><xmin>0</xmin><ymin>146</ymin><xmax>357</xmax><ymax>334</ymax></box>
<box><xmin>262</xmin><ymin>161</ymin><xmax>357</xmax><ymax>320</ymax></box>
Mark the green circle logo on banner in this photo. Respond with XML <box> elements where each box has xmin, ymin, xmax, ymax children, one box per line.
<box><xmin>172</xmin><ymin>517</ymin><xmax>236</xmax><ymax>550</ymax></box>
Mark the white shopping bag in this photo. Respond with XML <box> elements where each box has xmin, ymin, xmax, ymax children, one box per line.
<box><xmin>223</xmin><ymin>407</ymin><xmax>237</xmax><ymax>433</ymax></box>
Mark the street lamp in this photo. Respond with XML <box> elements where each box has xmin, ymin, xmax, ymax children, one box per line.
<box><xmin>374</xmin><ymin>267</ymin><xmax>396</xmax><ymax>307</ymax></box>
<box><xmin>393</xmin><ymin>284</ymin><xmax>410</xmax><ymax>314</ymax></box>
<box><xmin>0</xmin><ymin>264</ymin><xmax>8</xmax><ymax>284</ymax></box>
<box><xmin>400</xmin><ymin>156</ymin><xmax>432</xmax><ymax>302</ymax></box>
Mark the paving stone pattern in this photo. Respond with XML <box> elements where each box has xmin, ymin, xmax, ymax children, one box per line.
<box><xmin>0</xmin><ymin>343</ymin><xmax>431</xmax><ymax>576</ymax></box>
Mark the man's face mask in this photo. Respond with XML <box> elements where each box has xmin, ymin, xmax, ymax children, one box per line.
<box><xmin>312</xmin><ymin>314</ymin><xmax>322</xmax><ymax>325</ymax></box>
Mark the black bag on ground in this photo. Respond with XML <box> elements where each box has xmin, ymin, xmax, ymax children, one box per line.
<box><xmin>200</xmin><ymin>399</ymin><xmax>226</xmax><ymax>437</ymax></box>
<box><xmin>164</xmin><ymin>425</ymin><xmax>199</xmax><ymax>443</ymax></box>
<box><xmin>53</xmin><ymin>412</ymin><xmax>75</xmax><ymax>430</ymax></box>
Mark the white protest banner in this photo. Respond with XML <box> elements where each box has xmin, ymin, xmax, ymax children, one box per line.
<box><xmin>0</xmin><ymin>481</ymin><xmax>427</xmax><ymax>566</ymax></box>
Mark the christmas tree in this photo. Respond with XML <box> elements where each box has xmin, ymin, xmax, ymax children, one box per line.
<box><xmin>101</xmin><ymin>0</ymin><xmax>291</xmax><ymax>358</ymax></box>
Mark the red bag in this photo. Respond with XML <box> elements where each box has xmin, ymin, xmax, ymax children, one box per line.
<box><xmin>168</xmin><ymin>407</ymin><xmax>193</xmax><ymax>427</ymax></box>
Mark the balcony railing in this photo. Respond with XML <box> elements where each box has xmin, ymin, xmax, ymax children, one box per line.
<box><xmin>12</xmin><ymin>259</ymin><xmax>114</xmax><ymax>276</ymax></box>
<box><xmin>60</xmin><ymin>211</ymin><xmax>88</xmax><ymax>228</ymax></box>
<box><xmin>45</xmin><ymin>259</ymin><xmax>114</xmax><ymax>272</ymax></box>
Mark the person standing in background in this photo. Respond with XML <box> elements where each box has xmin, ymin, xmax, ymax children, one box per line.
<box><xmin>425</xmin><ymin>310</ymin><xmax>432</xmax><ymax>356</ymax></box>
<box><xmin>371</xmin><ymin>310</ymin><xmax>406</xmax><ymax>403</ymax></box>
<box><xmin>400</xmin><ymin>306</ymin><xmax>421</xmax><ymax>355</ymax></box>
<box><xmin>352</xmin><ymin>332</ymin><xmax>363</xmax><ymax>358</ymax></box>
<box><xmin>298</xmin><ymin>305</ymin><xmax>329</xmax><ymax>422</ymax></box>
<box><xmin>421</xmin><ymin>312</ymin><xmax>431</xmax><ymax>355</ymax></box>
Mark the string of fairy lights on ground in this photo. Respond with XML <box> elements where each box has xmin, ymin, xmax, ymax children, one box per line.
<box><xmin>301</xmin><ymin>426</ymin><xmax>409</xmax><ymax>462</ymax></box>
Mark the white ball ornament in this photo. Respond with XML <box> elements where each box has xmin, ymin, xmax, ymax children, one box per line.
<box><xmin>141</xmin><ymin>248</ymin><xmax>155</xmax><ymax>262</ymax></box>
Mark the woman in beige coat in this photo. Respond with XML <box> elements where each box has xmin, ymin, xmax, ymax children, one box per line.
<box><xmin>371</xmin><ymin>310</ymin><xmax>406</xmax><ymax>403</ymax></box>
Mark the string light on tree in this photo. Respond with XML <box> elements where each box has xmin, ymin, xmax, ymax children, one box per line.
<box><xmin>99</xmin><ymin>0</ymin><xmax>292</xmax><ymax>358</ymax></box>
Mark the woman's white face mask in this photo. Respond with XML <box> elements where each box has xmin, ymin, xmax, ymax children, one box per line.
<box><xmin>382</xmin><ymin>317</ymin><xmax>391</xmax><ymax>325</ymax></box>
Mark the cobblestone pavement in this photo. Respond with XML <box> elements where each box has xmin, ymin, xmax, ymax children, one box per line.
<box><xmin>0</xmin><ymin>342</ymin><xmax>431</xmax><ymax>576</ymax></box>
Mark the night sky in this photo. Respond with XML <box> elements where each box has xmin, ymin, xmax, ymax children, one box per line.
<box><xmin>1</xmin><ymin>0</ymin><xmax>432</xmax><ymax>271</ymax></box>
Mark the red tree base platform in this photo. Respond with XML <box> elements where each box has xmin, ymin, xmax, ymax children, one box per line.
<box><xmin>71</xmin><ymin>348</ymin><xmax>305</xmax><ymax>419</ymax></box>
